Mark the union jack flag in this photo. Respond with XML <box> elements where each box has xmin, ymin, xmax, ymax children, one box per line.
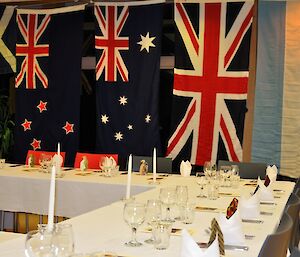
<box><xmin>95</xmin><ymin>5</ymin><xmax>129</xmax><ymax>82</ymax></box>
<box><xmin>15</xmin><ymin>13</ymin><xmax>50</xmax><ymax>89</ymax></box>
<box><xmin>167</xmin><ymin>2</ymin><xmax>254</xmax><ymax>166</ymax></box>
<box><xmin>14</xmin><ymin>6</ymin><xmax>85</xmax><ymax>166</ymax></box>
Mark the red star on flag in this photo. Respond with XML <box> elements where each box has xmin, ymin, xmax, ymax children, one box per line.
<box><xmin>63</xmin><ymin>121</ymin><xmax>74</xmax><ymax>135</ymax></box>
<box><xmin>30</xmin><ymin>138</ymin><xmax>41</xmax><ymax>150</ymax></box>
<box><xmin>21</xmin><ymin>119</ymin><xmax>32</xmax><ymax>131</ymax></box>
<box><xmin>37</xmin><ymin>100</ymin><xmax>47</xmax><ymax>113</ymax></box>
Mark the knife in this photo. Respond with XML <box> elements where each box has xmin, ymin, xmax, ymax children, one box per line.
<box><xmin>260</xmin><ymin>211</ymin><xmax>273</xmax><ymax>216</ymax></box>
<box><xmin>197</xmin><ymin>242</ymin><xmax>249</xmax><ymax>251</ymax></box>
<box><xmin>242</xmin><ymin>219</ymin><xmax>263</xmax><ymax>224</ymax></box>
<box><xmin>260</xmin><ymin>202</ymin><xmax>276</xmax><ymax>205</ymax></box>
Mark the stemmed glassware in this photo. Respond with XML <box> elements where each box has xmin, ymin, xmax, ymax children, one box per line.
<box><xmin>176</xmin><ymin>186</ymin><xmax>188</xmax><ymax>220</ymax></box>
<box><xmin>159</xmin><ymin>187</ymin><xmax>176</xmax><ymax>222</ymax></box>
<box><xmin>123</xmin><ymin>202</ymin><xmax>146</xmax><ymax>247</ymax></box>
<box><xmin>39</xmin><ymin>154</ymin><xmax>52</xmax><ymax>173</ymax></box>
<box><xmin>196</xmin><ymin>174</ymin><xmax>207</xmax><ymax>198</ymax></box>
<box><xmin>203</xmin><ymin>161</ymin><xmax>216</xmax><ymax>178</ymax></box>
<box><xmin>144</xmin><ymin>199</ymin><xmax>162</xmax><ymax>244</ymax></box>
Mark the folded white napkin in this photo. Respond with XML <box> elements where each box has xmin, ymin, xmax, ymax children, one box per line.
<box><xmin>266</xmin><ymin>165</ymin><xmax>278</xmax><ymax>182</ymax></box>
<box><xmin>257</xmin><ymin>177</ymin><xmax>274</xmax><ymax>202</ymax></box>
<box><xmin>101</xmin><ymin>156</ymin><xmax>116</xmax><ymax>169</ymax></box>
<box><xmin>239</xmin><ymin>193</ymin><xmax>260</xmax><ymax>219</ymax></box>
<box><xmin>180</xmin><ymin>160</ymin><xmax>192</xmax><ymax>177</ymax></box>
<box><xmin>219</xmin><ymin>211</ymin><xmax>245</xmax><ymax>245</ymax></box>
<box><xmin>181</xmin><ymin>229</ymin><xmax>220</xmax><ymax>257</ymax></box>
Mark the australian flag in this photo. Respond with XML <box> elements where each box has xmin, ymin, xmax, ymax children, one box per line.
<box><xmin>14</xmin><ymin>5</ymin><xmax>85</xmax><ymax>166</ymax></box>
<box><xmin>167</xmin><ymin>2</ymin><xmax>253</xmax><ymax>167</ymax></box>
<box><xmin>0</xmin><ymin>5</ymin><xmax>16</xmax><ymax>74</ymax></box>
<box><xmin>94</xmin><ymin>1</ymin><xmax>164</xmax><ymax>159</ymax></box>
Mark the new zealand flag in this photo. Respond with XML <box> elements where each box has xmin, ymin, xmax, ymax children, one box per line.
<box><xmin>14</xmin><ymin>5</ymin><xmax>85</xmax><ymax>166</ymax></box>
<box><xmin>167</xmin><ymin>2</ymin><xmax>253</xmax><ymax>167</ymax></box>
<box><xmin>94</xmin><ymin>1</ymin><xmax>164</xmax><ymax>159</ymax></box>
<box><xmin>0</xmin><ymin>5</ymin><xmax>16</xmax><ymax>74</ymax></box>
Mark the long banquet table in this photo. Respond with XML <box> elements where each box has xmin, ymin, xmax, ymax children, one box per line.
<box><xmin>0</xmin><ymin>164</ymin><xmax>154</xmax><ymax>217</ymax></box>
<box><xmin>0</xmin><ymin>163</ymin><xmax>295</xmax><ymax>257</ymax></box>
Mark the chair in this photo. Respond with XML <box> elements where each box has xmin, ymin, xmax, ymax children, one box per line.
<box><xmin>258</xmin><ymin>212</ymin><xmax>293</xmax><ymax>257</ymax></box>
<box><xmin>132</xmin><ymin>155</ymin><xmax>172</xmax><ymax>173</ymax></box>
<box><xmin>289</xmin><ymin>247</ymin><xmax>300</xmax><ymax>257</ymax></box>
<box><xmin>74</xmin><ymin>152</ymin><xmax>118</xmax><ymax>169</ymax></box>
<box><xmin>218</xmin><ymin>160</ymin><xmax>267</xmax><ymax>179</ymax></box>
<box><xmin>285</xmin><ymin>193</ymin><xmax>300</xmax><ymax>252</ymax></box>
<box><xmin>26</xmin><ymin>150</ymin><xmax>66</xmax><ymax>167</ymax></box>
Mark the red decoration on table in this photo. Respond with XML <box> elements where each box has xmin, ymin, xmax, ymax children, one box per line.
<box><xmin>264</xmin><ymin>175</ymin><xmax>270</xmax><ymax>187</ymax></box>
<box><xmin>226</xmin><ymin>197</ymin><xmax>239</xmax><ymax>219</ymax></box>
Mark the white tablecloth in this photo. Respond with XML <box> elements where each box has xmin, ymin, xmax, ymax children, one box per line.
<box><xmin>0</xmin><ymin>164</ymin><xmax>154</xmax><ymax>217</ymax></box>
<box><xmin>0</xmin><ymin>164</ymin><xmax>295</xmax><ymax>257</ymax></box>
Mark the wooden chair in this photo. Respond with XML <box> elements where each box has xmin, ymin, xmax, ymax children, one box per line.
<box><xmin>285</xmin><ymin>193</ymin><xmax>300</xmax><ymax>252</ymax></box>
<box><xmin>258</xmin><ymin>212</ymin><xmax>293</xmax><ymax>257</ymax></box>
<box><xmin>289</xmin><ymin>247</ymin><xmax>300</xmax><ymax>257</ymax></box>
<box><xmin>218</xmin><ymin>160</ymin><xmax>267</xmax><ymax>179</ymax></box>
<box><xmin>132</xmin><ymin>155</ymin><xmax>172</xmax><ymax>173</ymax></box>
<box><xmin>74</xmin><ymin>152</ymin><xmax>118</xmax><ymax>169</ymax></box>
<box><xmin>26</xmin><ymin>150</ymin><xmax>66</xmax><ymax>167</ymax></box>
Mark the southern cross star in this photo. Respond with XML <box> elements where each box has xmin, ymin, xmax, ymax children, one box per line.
<box><xmin>137</xmin><ymin>32</ymin><xmax>156</xmax><ymax>53</ymax></box>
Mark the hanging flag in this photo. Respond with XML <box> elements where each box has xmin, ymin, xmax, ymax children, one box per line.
<box><xmin>167</xmin><ymin>1</ymin><xmax>254</xmax><ymax>166</ymax></box>
<box><xmin>0</xmin><ymin>5</ymin><xmax>16</xmax><ymax>74</ymax></box>
<box><xmin>252</xmin><ymin>1</ymin><xmax>300</xmax><ymax>178</ymax></box>
<box><xmin>14</xmin><ymin>5</ymin><xmax>85</xmax><ymax>166</ymax></box>
<box><xmin>94</xmin><ymin>1</ymin><xmax>164</xmax><ymax>158</ymax></box>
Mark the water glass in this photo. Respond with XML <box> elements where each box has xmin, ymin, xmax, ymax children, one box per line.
<box><xmin>159</xmin><ymin>187</ymin><xmax>176</xmax><ymax>222</ymax></box>
<box><xmin>230</xmin><ymin>174</ymin><xmax>240</xmax><ymax>188</ymax></box>
<box><xmin>153</xmin><ymin>222</ymin><xmax>172</xmax><ymax>250</ymax></box>
<box><xmin>52</xmin><ymin>224</ymin><xmax>74</xmax><ymax>256</ymax></box>
<box><xmin>207</xmin><ymin>178</ymin><xmax>219</xmax><ymax>200</ymax></box>
<box><xmin>25</xmin><ymin>229</ymin><xmax>54</xmax><ymax>257</ymax></box>
<box><xmin>176</xmin><ymin>185</ymin><xmax>188</xmax><ymax>220</ymax></box>
<box><xmin>144</xmin><ymin>199</ymin><xmax>162</xmax><ymax>244</ymax></box>
<box><xmin>182</xmin><ymin>203</ymin><xmax>195</xmax><ymax>224</ymax></box>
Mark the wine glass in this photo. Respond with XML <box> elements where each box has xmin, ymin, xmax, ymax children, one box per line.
<box><xmin>196</xmin><ymin>174</ymin><xmax>207</xmax><ymax>198</ymax></box>
<box><xmin>39</xmin><ymin>154</ymin><xmax>52</xmax><ymax>173</ymax></box>
<box><xmin>144</xmin><ymin>199</ymin><xmax>162</xmax><ymax>244</ymax></box>
<box><xmin>123</xmin><ymin>202</ymin><xmax>146</xmax><ymax>247</ymax></box>
<box><xmin>176</xmin><ymin>186</ymin><xmax>188</xmax><ymax>220</ymax></box>
<box><xmin>159</xmin><ymin>187</ymin><xmax>176</xmax><ymax>222</ymax></box>
<box><xmin>203</xmin><ymin>161</ymin><xmax>216</xmax><ymax>178</ymax></box>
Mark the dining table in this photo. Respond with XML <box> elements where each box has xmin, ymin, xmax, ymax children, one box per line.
<box><xmin>0</xmin><ymin>163</ymin><xmax>295</xmax><ymax>257</ymax></box>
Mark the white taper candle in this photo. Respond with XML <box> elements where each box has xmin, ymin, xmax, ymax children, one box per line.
<box><xmin>47</xmin><ymin>165</ymin><xmax>56</xmax><ymax>232</ymax></box>
<box><xmin>126</xmin><ymin>154</ymin><xmax>132</xmax><ymax>199</ymax></box>
<box><xmin>153</xmin><ymin>148</ymin><xmax>157</xmax><ymax>183</ymax></box>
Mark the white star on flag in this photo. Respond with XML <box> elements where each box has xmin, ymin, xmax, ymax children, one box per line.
<box><xmin>101</xmin><ymin>114</ymin><xmax>109</xmax><ymax>124</ymax></box>
<box><xmin>114</xmin><ymin>131</ymin><xmax>123</xmax><ymax>141</ymax></box>
<box><xmin>128</xmin><ymin>124</ymin><xmax>133</xmax><ymax>130</ymax></box>
<box><xmin>137</xmin><ymin>32</ymin><xmax>156</xmax><ymax>53</ymax></box>
<box><xmin>119</xmin><ymin>96</ymin><xmax>128</xmax><ymax>106</ymax></box>
<box><xmin>145</xmin><ymin>114</ymin><xmax>151</xmax><ymax>123</ymax></box>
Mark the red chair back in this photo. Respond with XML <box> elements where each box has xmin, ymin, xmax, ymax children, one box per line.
<box><xmin>74</xmin><ymin>153</ymin><xmax>118</xmax><ymax>169</ymax></box>
<box><xmin>26</xmin><ymin>150</ymin><xmax>66</xmax><ymax>167</ymax></box>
